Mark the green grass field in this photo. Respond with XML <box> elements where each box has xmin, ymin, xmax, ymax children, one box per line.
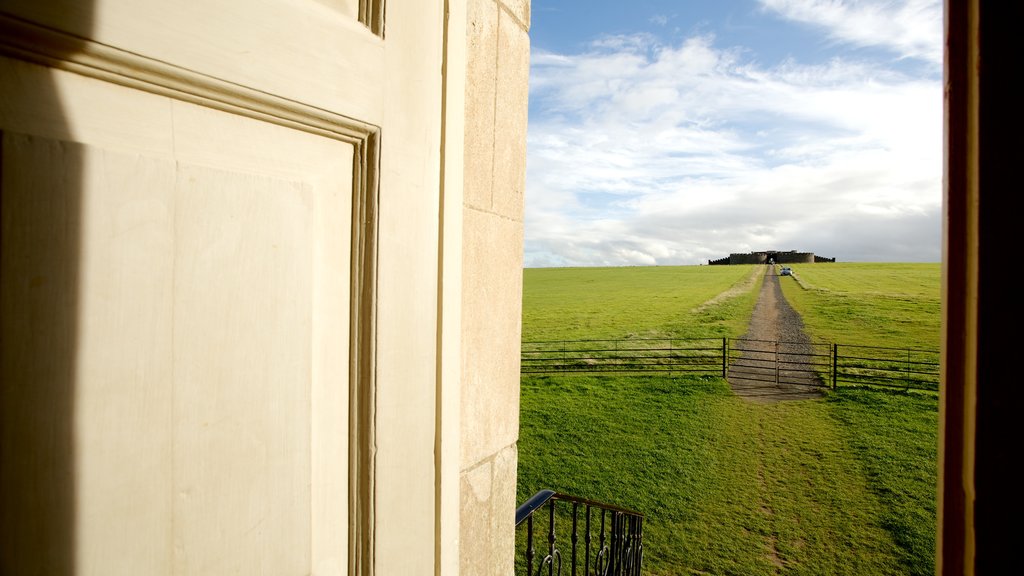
<box><xmin>517</xmin><ymin>263</ymin><xmax>940</xmax><ymax>576</ymax></box>
<box><xmin>522</xmin><ymin>265</ymin><xmax>762</xmax><ymax>342</ymax></box>
<box><xmin>779</xmin><ymin>263</ymin><xmax>940</xmax><ymax>349</ymax></box>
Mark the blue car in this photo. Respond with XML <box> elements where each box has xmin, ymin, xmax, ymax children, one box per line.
<box><xmin>780</xmin><ymin>267</ymin><xmax>793</xmax><ymax>276</ymax></box>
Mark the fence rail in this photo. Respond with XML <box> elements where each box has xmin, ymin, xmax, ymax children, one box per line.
<box><xmin>521</xmin><ymin>338</ymin><xmax>940</xmax><ymax>392</ymax></box>
<box><xmin>833</xmin><ymin>343</ymin><xmax>940</xmax><ymax>391</ymax></box>
<box><xmin>521</xmin><ymin>338</ymin><xmax>725</xmax><ymax>375</ymax></box>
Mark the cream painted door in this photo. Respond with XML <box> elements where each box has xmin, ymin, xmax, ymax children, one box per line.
<box><xmin>0</xmin><ymin>1</ymin><xmax>444</xmax><ymax>575</ymax></box>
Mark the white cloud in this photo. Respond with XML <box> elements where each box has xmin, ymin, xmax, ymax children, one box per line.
<box><xmin>758</xmin><ymin>0</ymin><xmax>943</xmax><ymax>64</ymax></box>
<box><xmin>525</xmin><ymin>30</ymin><xmax>941</xmax><ymax>267</ymax></box>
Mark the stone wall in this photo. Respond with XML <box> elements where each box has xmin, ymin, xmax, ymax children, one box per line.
<box><xmin>709</xmin><ymin>251</ymin><xmax>831</xmax><ymax>265</ymax></box>
<box><xmin>460</xmin><ymin>0</ymin><xmax>530</xmax><ymax>574</ymax></box>
<box><xmin>729</xmin><ymin>252</ymin><xmax>769</xmax><ymax>264</ymax></box>
<box><xmin>774</xmin><ymin>252</ymin><xmax>816</xmax><ymax>264</ymax></box>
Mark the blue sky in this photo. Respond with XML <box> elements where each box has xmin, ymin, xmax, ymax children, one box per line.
<box><xmin>523</xmin><ymin>0</ymin><xmax>943</xmax><ymax>267</ymax></box>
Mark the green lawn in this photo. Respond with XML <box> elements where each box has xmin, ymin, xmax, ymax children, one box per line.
<box><xmin>518</xmin><ymin>376</ymin><xmax>937</xmax><ymax>576</ymax></box>
<box><xmin>523</xmin><ymin>265</ymin><xmax>761</xmax><ymax>342</ymax></box>
<box><xmin>522</xmin><ymin>262</ymin><xmax>941</xmax><ymax>349</ymax></box>
<box><xmin>517</xmin><ymin>263</ymin><xmax>939</xmax><ymax>576</ymax></box>
<box><xmin>779</xmin><ymin>263</ymin><xmax>940</xmax><ymax>349</ymax></box>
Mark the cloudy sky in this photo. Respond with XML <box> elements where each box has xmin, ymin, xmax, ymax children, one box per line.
<box><xmin>523</xmin><ymin>0</ymin><xmax>943</xmax><ymax>267</ymax></box>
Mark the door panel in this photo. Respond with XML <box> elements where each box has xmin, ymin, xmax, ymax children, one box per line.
<box><xmin>1</xmin><ymin>57</ymin><xmax>354</xmax><ymax>575</ymax></box>
<box><xmin>172</xmin><ymin>165</ymin><xmax>315</xmax><ymax>574</ymax></box>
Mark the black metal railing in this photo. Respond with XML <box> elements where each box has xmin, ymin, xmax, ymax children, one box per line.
<box><xmin>515</xmin><ymin>490</ymin><xmax>644</xmax><ymax>576</ymax></box>
<box><xmin>521</xmin><ymin>338</ymin><xmax>940</xmax><ymax>392</ymax></box>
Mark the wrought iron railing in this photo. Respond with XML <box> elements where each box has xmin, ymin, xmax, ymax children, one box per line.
<box><xmin>515</xmin><ymin>490</ymin><xmax>644</xmax><ymax>576</ymax></box>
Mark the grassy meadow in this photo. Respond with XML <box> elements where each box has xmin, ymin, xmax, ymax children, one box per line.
<box><xmin>522</xmin><ymin>265</ymin><xmax>762</xmax><ymax>342</ymax></box>
<box><xmin>517</xmin><ymin>263</ymin><xmax>940</xmax><ymax>576</ymax></box>
<box><xmin>779</xmin><ymin>262</ymin><xmax>941</xmax><ymax>349</ymax></box>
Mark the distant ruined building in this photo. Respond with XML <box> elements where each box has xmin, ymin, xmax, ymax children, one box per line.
<box><xmin>708</xmin><ymin>250</ymin><xmax>836</xmax><ymax>265</ymax></box>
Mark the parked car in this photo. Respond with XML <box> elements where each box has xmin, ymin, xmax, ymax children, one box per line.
<box><xmin>780</xmin><ymin>267</ymin><xmax>793</xmax><ymax>276</ymax></box>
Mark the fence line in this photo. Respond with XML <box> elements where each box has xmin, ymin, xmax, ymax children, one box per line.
<box><xmin>521</xmin><ymin>338</ymin><xmax>940</xmax><ymax>392</ymax></box>
<box><xmin>521</xmin><ymin>338</ymin><xmax>725</xmax><ymax>376</ymax></box>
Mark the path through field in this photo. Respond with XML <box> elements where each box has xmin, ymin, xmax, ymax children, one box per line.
<box><xmin>728</xmin><ymin>266</ymin><xmax>826</xmax><ymax>402</ymax></box>
<box><xmin>518</xmin><ymin>264</ymin><xmax>936</xmax><ymax>576</ymax></box>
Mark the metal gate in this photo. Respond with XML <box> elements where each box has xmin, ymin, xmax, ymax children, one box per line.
<box><xmin>726</xmin><ymin>338</ymin><xmax>831</xmax><ymax>389</ymax></box>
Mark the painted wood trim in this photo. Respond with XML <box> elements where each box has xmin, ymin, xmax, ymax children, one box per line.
<box><xmin>0</xmin><ymin>12</ymin><xmax>380</xmax><ymax>576</ymax></box>
<box><xmin>350</xmin><ymin>127</ymin><xmax>379</xmax><ymax>576</ymax></box>
<box><xmin>939</xmin><ymin>0</ymin><xmax>976</xmax><ymax>573</ymax></box>
<box><xmin>0</xmin><ymin>12</ymin><xmax>380</xmax><ymax>145</ymax></box>
<box><xmin>360</xmin><ymin>0</ymin><xmax>386</xmax><ymax>37</ymax></box>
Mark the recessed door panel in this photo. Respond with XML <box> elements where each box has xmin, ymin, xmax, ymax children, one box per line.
<box><xmin>0</xmin><ymin>58</ymin><xmax>354</xmax><ymax>575</ymax></box>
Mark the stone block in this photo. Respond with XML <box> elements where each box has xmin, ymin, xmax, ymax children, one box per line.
<box><xmin>492</xmin><ymin>10</ymin><xmax>530</xmax><ymax>221</ymax></box>
<box><xmin>490</xmin><ymin>445</ymin><xmax>519</xmax><ymax>574</ymax></box>
<box><xmin>464</xmin><ymin>0</ymin><xmax>498</xmax><ymax>211</ymax></box>
<box><xmin>498</xmin><ymin>0</ymin><xmax>531</xmax><ymax>31</ymax></box>
<box><xmin>460</xmin><ymin>459</ymin><xmax>494</xmax><ymax>574</ymax></box>
<box><xmin>460</xmin><ymin>208</ymin><xmax>524</xmax><ymax>467</ymax></box>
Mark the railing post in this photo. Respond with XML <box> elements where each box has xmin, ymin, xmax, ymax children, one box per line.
<box><xmin>547</xmin><ymin>500</ymin><xmax>556</xmax><ymax>576</ymax></box>
<box><xmin>905</xmin><ymin>348</ymin><xmax>911</xmax><ymax>390</ymax></box>
<box><xmin>774</xmin><ymin>340</ymin><xmax>780</xmax><ymax>385</ymax></box>
<box><xmin>668</xmin><ymin>338</ymin><xmax>673</xmax><ymax>376</ymax></box>
<box><xmin>607</xmin><ymin>512</ymin><xmax>616</xmax><ymax>575</ymax></box>
<box><xmin>636</xmin><ymin>516</ymin><xmax>644</xmax><ymax>576</ymax></box>
<box><xmin>610</xmin><ymin>512</ymin><xmax>621</xmax><ymax>575</ymax></box>
<box><xmin>626</xmin><ymin>512</ymin><xmax>634</xmax><ymax>569</ymax></box>
<box><xmin>584</xmin><ymin>506</ymin><xmax>592</xmax><ymax>575</ymax></box>
<box><xmin>832</xmin><ymin>343</ymin><xmax>838</xmax><ymax>390</ymax></box>
<box><xmin>722</xmin><ymin>338</ymin><xmax>727</xmax><ymax>377</ymax></box>
<box><xmin>526</xmin><ymin>515</ymin><xmax>535</xmax><ymax>576</ymax></box>
<box><xmin>571</xmin><ymin>502</ymin><xmax>579</xmax><ymax>576</ymax></box>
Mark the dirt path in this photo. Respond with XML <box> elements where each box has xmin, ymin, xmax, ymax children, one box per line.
<box><xmin>728</xmin><ymin>266</ymin><xmax>826</xmax><ymax>403</ymax></box>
